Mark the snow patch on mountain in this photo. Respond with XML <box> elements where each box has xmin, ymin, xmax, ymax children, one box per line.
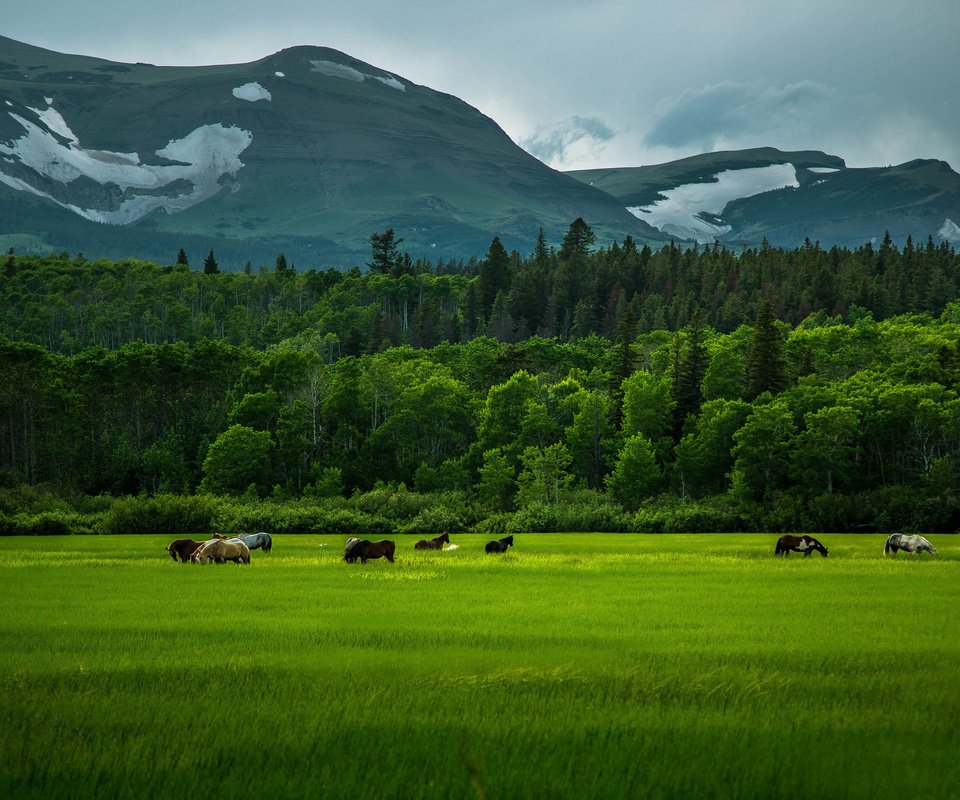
<box><xmin>807</xmin><ymin>167</ymin><xmax>840</xmax><ymax>173</ymax></box>
<box><xmin>374</xmin><ymin>75</ymin><xmax>405</xmax><ymax>91</ymax></box>
<box><xmin>938</xmin><ymin>218</ymin><xmax>960</xmax><ymax>245</ymax></box>
<box><xmin>310</xmin><ymin>60</ymin><xmax>405</xmax><ymax>91</ymax></box>
<box><xmin>627</xmin><ymin>164</ymin><xmax>799</xmax><ymax>243</ymax></box>
<box><xmin>232</xmin><ymin>82</ymin><xmax>271</xmax><ymax>102</ymax></box>
<box><xmin>0</xmin><ymin>107</ymin><xmax>252</xmax><ymax>224</ymax></box>
<box><xmin>310</xmin><ymin>60</ymin><xmax>365</xmax><ymax>82</ymax></box>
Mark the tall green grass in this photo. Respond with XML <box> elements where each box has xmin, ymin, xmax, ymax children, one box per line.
<box><xmin>1</xmin><ymin>534</ymin><xmax>957</xmax><ymax>799</ymax></box>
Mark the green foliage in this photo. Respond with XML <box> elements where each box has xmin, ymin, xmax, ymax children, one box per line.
<box><xmin>606</xmin><ymin>434</ymin><xmax>661</xmax><ymax>511</ymax></box>
<box><xmin>200</xmin><ymin>425</ymin><xmax>274</xmax><ymax>496</ymax></box>
<box><xmin>98</xmin><ymin>494</ymin><xmax>220</xmax><ymax>536</ymax></box>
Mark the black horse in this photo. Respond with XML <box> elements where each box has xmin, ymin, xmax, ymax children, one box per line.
<box><xmin>775</xmin><ymin>534</ymin><xmax>828</xmax><ymax>557</ymax></box>
<box><xmin>485</xmin><ymin>535</ymin><xmax>514</xmax><ymax>554</ymax></box>
<box><xmin>344</xmin><ymin>539</ymin><xmax>396</xmax><ymax>564</ymax></box>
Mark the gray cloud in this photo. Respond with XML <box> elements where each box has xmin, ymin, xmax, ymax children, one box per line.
<box><xmin>519</xmin><ymin>116</ymin><xmax>616</xmax><ymax>166</ymax></box>
<box><xmin>3</xmin><ymin>0</ymin><xmax>959</xmax><ymax>171</ymax></box>
<box><xmin>645</xmin><ymin>81</ymin><xmax>840</xmax><ymax>152</ymax></box>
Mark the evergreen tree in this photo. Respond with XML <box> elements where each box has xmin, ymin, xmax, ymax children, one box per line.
<box><xmin>275</xmin><ymin>252</ymin><xmax>288</xmax><ymax>273</ymax></box>
<box><xmin>744</xmin><ymin>299</ymin><xmax>788</xmax><ymax>401</ymax></box>
<box><xmin>608</xmin><ymin>305</ymin><xmax>638</xmax><ymax>425</ymax></box>
<box><xmin>367</xmin><ymin>229</ymin><xmax>402</xmax><ymax>274</ymax></box>
<box><xmin>558</xmin><ymin>217</ymin><xmax>596</xmax><ymax>261</ymax></box>
<box><xmin>533</xmin><ymin>227</ymin><xmax>550</xmax><ymax>267</ymax></box>
<box><xmin>478</xmin><ymin>236</ymin><xmax>512</xmax><ymax>318</ymax></box>
<box><xmin>176</xmin><ymin>248</ymin><xmax>189</xmax><ymax>267</ymax></box>
<box><xmin>671</xmin><ymin>308</ymin><xmax>708</xmax><ymax>438</ymax></box>
<box><xmin>203</xmin><ymin>249</ymin><xmax>219</xmax><ymax>274</ymax></box>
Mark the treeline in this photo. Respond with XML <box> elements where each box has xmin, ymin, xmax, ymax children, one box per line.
<box><xmin>2</xmin><ymin>223</ymin><xmax>958</xmax><ymax>355</ymax></box>
<box><xmin>3</xmin><ymin>301</ymin><xmax>960</xmax><ymax>534</ymax></box>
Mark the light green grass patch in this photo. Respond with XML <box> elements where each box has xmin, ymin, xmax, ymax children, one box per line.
<box><xmin>1</xmin><ymin>533</ymin><xmax>957</xmax><ymax>799</ymax></box>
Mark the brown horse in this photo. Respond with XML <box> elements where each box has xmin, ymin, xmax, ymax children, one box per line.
<box><xmin>167</xmin><ymin>538</ymin><xmax>205</xmax><ymax>563</ymax></box>
<box><xmin>192</xmin><ymin>539</ymin><xmax>251</xmax><ymax>564</ymax></box>
<box><xmin>414</xmin><ymin>531</ymin><xmax>450</xmax><ymax>550</ymax></box>
<box><xmin>343</xmin><ymin>539</ymin><xmax>395</xmax><ymax>564</ymax></box>
<box><xmin>775</xmin><ymin>534</ymin><xmax>828</xmax><ymax>557</ymax></box>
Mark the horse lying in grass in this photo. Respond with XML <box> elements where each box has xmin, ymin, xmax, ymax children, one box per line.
<box><xmin>485</xmin><ymin>535</ymin><xmax>514</xmax><ymax>554</ymax></box>
<box><xmin>883</xmin><ymin>533</ymin><xmax>937</xmax><ymax>556</ymax></box>
<box><xmin>343</xmin><ymin>539</ymin><xmax>395</xmax><ymax>564</ymax></box>
<box><xmin>775</xmin><ymin>535</ymin><xmax>828</xmax><ymax>557</ymax></box>
<box><xmin>192</xmin><ymin>539</ymin><xmax>251</xmax><ymax>565</ymax></box>
<box><xmin>414</xmin><ymin>532</ymin><xmax>450</xmax><ymax>550</ymax></box>
<box><xmin>167</xmin><ymin>539</ymin><xmax>206</xmax><ymax>563</ymax></box>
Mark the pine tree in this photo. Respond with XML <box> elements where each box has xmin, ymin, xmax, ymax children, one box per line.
<box><xmin>275</xmin><ymin>252</ymin><xmax>288</xmax><ymax>273</ymax></box>
<box><xmin>367</xmin><ymin>229</ymin><xmax>402</xmax><ymax>274</ymax></box>
<box><xmin>203</xmin><ymin>249</ymin><xmax>219</xmax><ymax>274</ymax></box>
<box><xmin>670</xmin><ymin>308</ymin><xmax>708</xmax><ymax>438</ymax></box>
<box><xmin>176</xmin><ymin>248</ymin><xmax>189</xmax><ymax>267</ymax></box>
<box><xmin>608</xmin><ymin>304</ymin><xmax>638</xmax><ymax>426</ymax></box>
<box><xmin>558</xmin><ymin>217</ymin><xmax>596</xmax><ymax>261</ymax></box>
<box><xmin>533</xmin><ymin>227</ymin><xmax>549</xmax><ymax>267</ymax></box>
<box><xmin>478</xmin><ymin>236</ymin><xmax>512</xmax><ymax>318</ymax></box>
<box><xmin>744</xmin><ymin>299</ymin><xmax>788</xmax><ymax>401</ymax></box>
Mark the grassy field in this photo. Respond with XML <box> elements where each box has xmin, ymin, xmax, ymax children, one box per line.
<box><xmin>1</xmin><ymin>533</ymin><xmax>957</xmax><ymax>799</ymax></box>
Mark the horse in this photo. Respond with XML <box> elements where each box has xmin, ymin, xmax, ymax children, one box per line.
<box><xmin>343</xmin><ymin>539</ymin><xmax>395</xmax><ymax>564</ymax></box>
<box><xmin>485</xmin><ymin>535</ymin><xmax>514</xmax><ymax>554</ymax></box>
<box><xmin>883</xmin><ymin>533</ymin><xmax>938</xmax><ymax>556</ymax></box>
<box><xmin>414</xmin><ymin>531</ymin><xmax>450</xmax><ymax>550</ymax></box>
<box><xmin>192</xmin><ymin>538</ymin><xmax>251</xmax><ymax>565</ymax></box>
<box><xmin>214</xmin><ymin>531</ymin><xmax>272</xmax><ymax>552</ymax></box>
<box><xmin>775</xmin><ymin>534</ymin><xmax>828</xmax><ymax>557</ymax></box>
<box><xmin>343</xmin><ymin>537</ymin><xmax>362</xmax><ymax>562</ymax></box>
<box><xmin>166</xmin><ymin>538</ymin><xmax>205</xmax><ymax>563</ymax></box>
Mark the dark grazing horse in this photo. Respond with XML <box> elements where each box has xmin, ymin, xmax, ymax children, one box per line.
<box><xmin>884</xmin><ymin>533</ymin><xmax>938</xmax><ymax>556</ymax></box>
<box><xmin>414</xmin><ymin>531</ymin><xmax>450</xmax><ymax>550</ymax></box>
<box><xmin>167</xmin><ymin>538</ymin><xmax>206</xmax><ymax>563</ymax></box>
<box><xmin>775</xmin><ymin>534</ymin><xmax>828</xmax><ymax>557</ymax></box>
<box><xmin>344</xmin><ymin>539</ymin><xmax>396</xmax><ymax>564</ymax></box>
<box><xmin>485</xmin><ymin>535</ymin><xmax>514</xmax><ymax>554</ymax></box>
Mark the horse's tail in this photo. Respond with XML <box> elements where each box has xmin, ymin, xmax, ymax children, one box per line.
<box><xmin>883</xmin><ymin>538</ymin><xmax>890</xmax><ymax>556</ymax></box>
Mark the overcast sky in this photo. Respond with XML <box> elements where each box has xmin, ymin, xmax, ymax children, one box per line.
<box><xmin>4</xmin><ymin>0</ymin><xmax>958</xmax><ymax>171</ymax></box>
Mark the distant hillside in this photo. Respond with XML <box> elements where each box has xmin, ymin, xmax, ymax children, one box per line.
<box><xmin>567</xmin><ymin>148</ymin><xmax>960</xmax><ymax>248</ymax></box>
<box><xmin>0</xmin><ymin>36</ymin><xmax>661</xmax><ymax>267</ymax></box>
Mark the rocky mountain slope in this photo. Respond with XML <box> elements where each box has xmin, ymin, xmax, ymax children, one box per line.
<box><xmin>567</xmin><ymin>148</ymin><xmax>960</xmax><ymax>248</ymax></box>
<box><xmin>0</xmin><ymin>36</ymin><xmax>659</xmax><ymax>267</ymax></box>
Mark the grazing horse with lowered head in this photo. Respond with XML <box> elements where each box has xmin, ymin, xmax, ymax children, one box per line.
<box><xmin>192</xmin><ymin>538</ymin><xmax>251</xmax><ymax>565</ymax></box>
<box><xmin>343</xmin><ymin>537</ymin><xmax>362</xmax><ymax>562</ymax></box>
<box><xmin>775</xmin><ymin>534</ymin><xmax>828</xmax><ymax>557</ymax></box>
<box><xmin>214</xmin><ymin>531</ymin><xmax>273</xmax><ymax>552</ymax></box>
<box><xmin>485</xmin><ymin>535</ymin><xmax>514</xmax><ymax>554</ymax></box>
<box><xmin>414</xmin><ymin>531</ymin><xmax>450</xmax><ymax>550</ymax></box>
<box><xmin>884</xmin><ymin>533</ymin><xmax>937</xmax><ymax>556</ymax></box>
<box><xmin>167</xmin><ymin>538</ymin><xmax>205</xmax><ymax>563</ymax></box>
<box><xmin>343</xmin><ymin>539</ymin><xmax>395</xmax><ymax>564</ymax></box>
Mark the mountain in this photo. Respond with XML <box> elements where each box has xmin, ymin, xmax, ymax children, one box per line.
<box><xmin>0</xmin><ymin>36</ymin><xmax>660</xmax><ymax>267</ymax></box>
<box><xmin>567</xmin><ymin>147</ymin><xmax>960</xmax><ymax>248</ymax></box>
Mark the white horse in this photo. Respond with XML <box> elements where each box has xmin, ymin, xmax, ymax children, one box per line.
<box><xmin>883</xmin><ymin>534</ymin><xmax>938</xmax><ymax>556</ymax></box>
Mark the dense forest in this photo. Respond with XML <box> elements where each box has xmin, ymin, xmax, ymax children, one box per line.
<box><xmin>2</xmin><ymin>221</ymin><xmax>959</xmax><ymax>536</ymax></box>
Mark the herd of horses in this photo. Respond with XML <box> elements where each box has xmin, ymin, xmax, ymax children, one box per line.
<box><xmin>168</xmin><ymin>530</ymin><xmax>941</xmax><ymax>564</ymax></box>
<box><xmin>166</xmin><ymin>531</ymin><xmax>273</xmax><ymax>564</ymax></box>
<box><xmin>774</xmin><ymin>533</ymin><xmax>938</xmax><ymax>558</ymax></box>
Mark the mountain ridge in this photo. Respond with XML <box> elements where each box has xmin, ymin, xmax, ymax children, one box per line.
<box><xmin>0</xmin><ymin>36</ymin><xmax>660</xmax><ymax>266</ymax></box>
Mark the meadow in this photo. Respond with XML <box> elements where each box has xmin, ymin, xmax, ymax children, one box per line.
<box><xmin>1</xmin><ymin>533</ymin><xmax>957</xmax><ymax>799</ymax></box>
